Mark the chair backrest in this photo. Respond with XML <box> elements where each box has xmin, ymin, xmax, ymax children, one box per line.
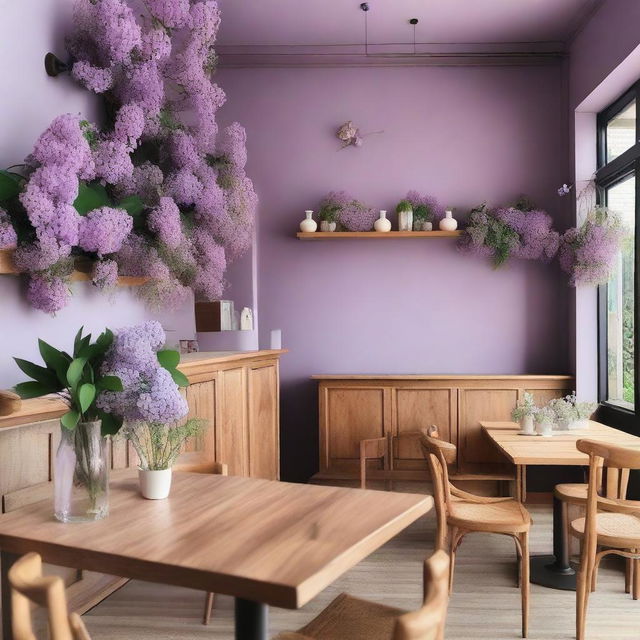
<box><xmin>9</xmin><ymin>553</ymin><xmax>91</xmax><ymax>640</ymax></box>
<box><xmin>577</xmin><ymin>439</ymin><xmax>640</xmax><ymax>560</ymax></box>
<box><xmin>419</xmin><ymin>427</ymin><xmax>457</xmax><ymax>550</ymax></box>
<box><xmin>394</xmin><ymin>550</ymin><xmax>450</xmax><ymax>640</ymax></box>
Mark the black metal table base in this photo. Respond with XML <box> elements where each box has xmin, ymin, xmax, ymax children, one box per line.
<box><xmin>235</xmin><ymin>598</ymin><xmax>269</xmax><ymax>640</ymax></box>
<box><xmin>530</xmin><ymin>554</ymin><xmax>577</xmax><ymax>591</ymax></box>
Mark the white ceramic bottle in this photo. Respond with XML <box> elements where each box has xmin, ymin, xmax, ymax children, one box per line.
<box><xmin>439</xmin><ymin>209</ymin><xmax>458</xmax><ymax>231</ymax></box>
<box><xmin>300</xmin><ymin>210</ymin><xmax>317</xmax><ymax>232</ymax></box>
<box><xmin>374</xmin><ymin>210</ymin><xmax>392</xmax><ymax>232</ymax></box>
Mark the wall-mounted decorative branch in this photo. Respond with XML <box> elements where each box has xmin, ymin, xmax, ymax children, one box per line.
<box><xmin>44</xmin><ymin>52</ymin><xmax>70</xmax><ymax>77</ymax></box>
<box><xmin>336</xmin><ymin>121</ymin><xmax>383</xmax><ymax>149</ymax></box>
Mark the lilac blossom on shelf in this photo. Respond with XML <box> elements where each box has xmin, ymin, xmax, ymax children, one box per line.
<box><xmin>97</xmin><ymin>320</ymin><xmax>188</xmax><ymax>423</ymax></box>
<box><xmin>0</xmin><ymin>209</ymin><xmax>17</xmax><ymax>248</ymax></box>
<box><xmin>318</xmin><ymin>191</ymin><xmax>377</xmax><ymax>232</ymax></box>
<box><xmin>559</xmin><ymin>207</ymin><xmax>627</xmax><ymax>286</ymax></box>
<box><xmin>78</xmin><ymin>207</ymin><xmax>133</xmax><ymax>256</ymax></box>
<box><xmin>494</xmin><ymin>207</ymin><xmax>559</xmax><ymax>261</ymax></box>
<box><xmin>26</xmin><ymin>275</ymin><xmax>71</xmax><ymax>315</ymax></box>
<box><xmin>405</xmin><ymin>190</ymin><xmax>445</xmax><ymax>222</ymax></box>
<box><xmin>92</xmin><ymin>259</ymin><xmax>119</xmax><ymax>290</ymax></box>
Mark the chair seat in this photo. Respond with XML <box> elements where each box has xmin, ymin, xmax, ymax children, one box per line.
<box><xmin>571</xmin><ymin>513</ymin><xmax>640</xmax><ymax>549</ymax></box>
<box><xmin>274</xmin><ymin>593</ymin><xmax>406</xmax><ymax>640</ymax></box>
<box><xmin>554</xmin><ymin>483</ymin><xmax>588</xmax><ymax>505</ymax></box>
<box><xmin>449</xmin><ymin>498</ymin><xmax>531</xmax><ymax>534</ymax></box>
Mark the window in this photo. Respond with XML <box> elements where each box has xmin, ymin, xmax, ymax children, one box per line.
<box><xmin>597</xmin><ymin>81</ymin><xmax>640</xmax><ymax>425</ymax></box>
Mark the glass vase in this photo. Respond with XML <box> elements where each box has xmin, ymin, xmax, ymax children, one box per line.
<box><xmin>54</xmin><ymin>420</ymin><xmax>109</xmax><ymax>523</ymax></box>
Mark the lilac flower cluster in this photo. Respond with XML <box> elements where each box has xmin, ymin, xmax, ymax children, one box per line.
<box><xmin>318</xmin><ymin>191</ymin><xmax>377</xmax><ymax>231</ymax></box>
<box><xmin>148</xmin><ymin>197</ymin><xmax>183</xmax><ymax>249</ymax></box>
<box><xmin>494</xmin><ymin>207</ymin><xmax>559</xmax><ymax>262</ymax></box>
<box><xmin>92</xmin><ymin>258</ymin><xmax>119</xmax><ymax>290</ymax></box>
<box><xmin>405</xmin><ymin>190</ymin><xmax>445</xmax><ymax>222</ymax></box>
<box><xmin>97</xmin><ymin>320</ymin><xmax>188</xmax><ymax>423</ymax></box>
<box><xmin>26</xmin><ymin>275</ymin><xmax>71</xmax><ymax>315</ymax></box>
<box><xmin>559</xmin><ymin>207</ymin><xmax>626</xmax><ymax>286</ymax></box>
<box><xmin>0</xmin><ymin>208</ymin><xmax>17</xmax><ymax>249</ymax></box>
<box><xmin>78</xmin><ymin>206</ymin><xmax>133</xmax><ymax>256</ymax></box>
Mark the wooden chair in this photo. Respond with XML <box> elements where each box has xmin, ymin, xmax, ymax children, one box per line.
<box><xmin>420</xmin><ymin>428</ymin><xmax>531</xmax><ymax>638</ymax></box>
<box><xmin>273</xmin><ymin>549</ymin><xmax>450</xmax><ymax>640</ymax></box>
<box><xmin>570</xmin><ymin>439</ymin><xmax>640</xmax><ymax>640</ymax></box>
<box><xmin>9</xmin><ymin>552</ymin><xmax>91</xmax><ymax>640</ymax></box>
<box><xmin>173</xmin><ymin>458</ymin><xmax>228</xmax><ymax>625</ymax></box>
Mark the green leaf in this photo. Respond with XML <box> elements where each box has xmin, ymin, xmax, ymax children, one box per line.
<box><xmin>61</xmin><ymin>410</ymin><xmax>80</xmax><ymax>431</ymax></box>
<box><xmin>116</xmin><ymin>195</ymin><xmax>144</xmax><ymax>217</ymax></box>
<box><xmin>14</xmin><ymin>381</ymin><xmax>55</xmax><ymax>399</ymax></box>
<box><xmin>73</xmin><ymin>327</ymin><xmax>84</xmax><ymax>355</ymax></box>
<box><xmin>66</xmin><ymin>358</ymin><xmax>87</xmax><ymax>389</ymax></box>
<box><xmin>99</xmin><ymin>411</ymin><xmax>123</xmax><ymax>436</ymax></box>
<box><xmin>0</xmin><ymin>170</ymin><xmax>20</xmax><ymax>201</ymax></box>
<box><xmin>97</xmin><ymin>375</ymin><xmax>123</xmax><ymax>392</ymax></box>
<box><xmin>73</xmin><ymin>182</ymin><xmax>110</xmax><ymax>215</ymax></box>
<box><xmin>169</xmin><ymin>368</ymin><xmax>189</xmax><ymax>388</ymax></box>
<box><xmin>157</xmin><ymin>349</ymin><xmax>180</xmax><ymax>370</ymax></box>
<box><xmin>95</xmin><ymin>329</ymin><xmax>114</xmax><ymax>354</ymax></box>
<box><xmin>78</xmin><ymin>383</ymin><xmax>96</xmax><ymax>414</ymax></box>
<box><xmin>76</xmin><ymin>334</ymin><xmax>92</xmax><ymax>358</ymax></box>
<box><xmin>38</xmin><ymin>339</ymin><xmax>71</xmax><ymax>385</ymax></box>
<box><xmin>13</xmin><ymin>358</ymin><xmax>60</xmax><ymax>389</ymax></box>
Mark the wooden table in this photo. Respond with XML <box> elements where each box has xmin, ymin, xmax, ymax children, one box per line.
<box><xmin>0</xmin><ymin>473</ymin><xmax>432</xmax><ymax>640</ymax></box>
<box><xmin>482</xmin><ymin>420</ymin><xmax>640</xmax><ymax>590</ymax></box>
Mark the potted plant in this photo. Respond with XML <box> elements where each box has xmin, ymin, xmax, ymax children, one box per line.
<box><xmin>318</xmin><ymin>202</ymin><xmax>339</xmax><ymax>232</ymax></box>
<box><xmin>534</xmin><ymin>406</ymin><xmax>555</xmax><ymax>437</ymax></box>
<box><xmin>123</xmin><ymin>420</ymin><xmax>204</xmax><ymax>499</ymax></box>
<box><xmin>413</xmin><ymin>204</ymin><xmax>433</xmax><ymax>231</ymax></box>
<box><xmin>511</xmin><ymin>392</ymin><xmax>537</xmax><ymax>435</ymax></box>
<box><xmin>13</xmin><ymin>327</ymin><xmax>124</xmax><ymax>522</ymax></box>
<box><xmin>396</xmin><ymin>199</ymin><xmax>413</xmax><ymax>232</ymax></box>
<box><xmin>548</xmin><ymin>396</ymin><xmax>576</xmax><ymax>431</ymax></box>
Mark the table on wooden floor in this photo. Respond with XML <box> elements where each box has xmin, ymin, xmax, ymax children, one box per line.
<box><xmin>481</xmin><ymin>420</ymin><xmax>640</xmax><ymax>591</ymax></box>
<box><xmin>0</xmin><ymin>473</ymin><xmax>432</xmax><ymax>640</ymax></box>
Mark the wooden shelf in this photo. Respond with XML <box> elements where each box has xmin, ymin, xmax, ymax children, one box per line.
<box><xmin>0</xmin><ymin>248</ymin><xmax>148</xmax><ymax>286</ymax></box>
<box><xmin>296</xmin><ymin>231</ymin><xmax>462</xmax><ymax>240</ymax></box>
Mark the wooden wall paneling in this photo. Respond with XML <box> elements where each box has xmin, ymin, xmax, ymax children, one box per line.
<box><xmin>523</xmin><ymin>387</ymin><xmax>573</xmax><ymax>407</ymax></box>
<box><xmin>326</xmin><ymin>386</ymin><xmax>386</xmax><ymax>474</ymax></box>
<box><xmin>180</xmin><ymin>380</ymin><xmax>217</xmax><ymax>461</ymax></box>
<box><xmin>394</xmin><ymin>386</ymin><xmax>456</xmax><ymax>471</ymax></box>
<box><xmin>215</xmin><ymin>367</ymin><xmax>248</xmax><ymax>476</ymax></box>
<box><xmin>458</xmin><ymin>388</ymin><xmax>519</xmax><ymax>473</ymax></box>
<box><xmin>248</xmin><ymin>364</ymin><xmax>279</xmax><ymax>480</ymax></box>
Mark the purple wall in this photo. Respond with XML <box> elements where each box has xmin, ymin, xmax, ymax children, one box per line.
<box><xmin>218</xmin><ymin>64</ymin><xmax>571</xmax><ymax>481</ymax></box>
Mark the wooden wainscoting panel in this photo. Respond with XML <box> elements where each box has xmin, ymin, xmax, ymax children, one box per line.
<box><xmin>394</xmin><ymin>387</ymin><xmax>456</xmax><ymax>470</ymax></box>
<box><xmin>182</xmin><ymin>379</ymin><xmax>217</xmax><ymax>460</ymax></box>
<box><xmin>524</xmin><ymin>387</ymin><xmax>574</xmax><ymax>407</ymax></box>
<box><xmin>216</xmin><ymin>367</ymin><xmax>248</xmax><ymax>476</ymax></box>
<box><xmin>327</xmin><ymin>387</ymin><xmax>386</xmax><ymax>471</ymax></box>
<box><xmin>248</xmin><ymin>364</ymin><xmax>279</xmax><ymax>480</ymax></box>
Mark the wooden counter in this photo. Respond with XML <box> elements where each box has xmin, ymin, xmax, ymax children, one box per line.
<box><xmin>313</xmin><ymin>373</ymin><xmax>574</xmax><ymax>483</ymax></box>
<box><xmin>0</xmin><ymin>349</ymin><xmax>285</xmax><ymax>615</ymax></box>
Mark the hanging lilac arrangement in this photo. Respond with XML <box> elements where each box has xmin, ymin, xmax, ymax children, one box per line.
<box><xmin>318</xmin><ymin>191</ymin><xmax>377</xmax><ymax>232</ymax></box>
<box><xmin>458</xmin><ymin>197</ymin><xmax>559</xmax><ymax>268</ymax></box>
<box><xmin>559</xmin><ymin>207</ymin><xmax>626</xmax><ymax>286</ymax></box>
<box><xmin>0</xmin><ymin>0</ymin><xmax>257</xmax><ymax>314</ymax></box>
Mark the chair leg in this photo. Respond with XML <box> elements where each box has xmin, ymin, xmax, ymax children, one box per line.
<box><xmin>576</xmin><ymin>542</ymin><xmax>591</xmax><ymax>640</ymax></box>
<box><xmin>448</xmin><ymin>527</ymin><xmax>458</xmax><ymax>594</ymax></box>
<box><xmin>202</xmin><ymin>592</ymin><xmax>215</xmax><ymax>625</ymax></box>
<box><xmin>633</xmin><ymin>556</ymin><xmax>640</xmax><ymax>601</ymax></box>
<box><xmin>625</xmin><ymin>558</ymin><xmax>632</xmax><ymax>594</ymax></box>
<box><xmin>519</xmin><ymin>532</ymin><xmax>529</xmax><ymax>639</ymax></box>
<box><xmin>514</xmin><ymin>536</ymin><xmax>522</xmax><ymax>588</ymax></box>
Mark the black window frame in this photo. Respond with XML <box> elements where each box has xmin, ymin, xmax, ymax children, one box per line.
<box><xmin>596</xmin><ymin>80</ymin><xmax>640</xmax><ymax>433</ymax></box>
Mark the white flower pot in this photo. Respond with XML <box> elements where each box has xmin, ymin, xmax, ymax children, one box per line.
<box><xmin>320</xmin><ymin>220</ymin><xmax>336</xmax><ymax>232</ymax></box>
<box><xmin>398</xmin><ymin>210</ymin><xmax>413</xmax><ymax>232</ymax></box>
<box><xmin>536</xmin><ymin>420</ymin><xmax>554</xmax><ymax>437</ymax></box>
<box><xmin>139</xmin><ymin>468</ymin><xmax>172</xmax><ymax>500</ymax></box>
<box><xmin>439</xmin><ymin>209</ymin><xmax>458</xmax><ymax>231</ymax></box>
<box><xmin>520</xmin><ymin>415</ymin><xmax>535</xmax><ymax>435</ymax></box>
<box><xmin>300</xmin><ymin>210</ymin><xmax>317</xmax><ymax>232</ymax></box>
<box><xmin>374</xmin><ymin>210</ymin><xmax>391</xmax><ymax>232</ymax></box>
<box><xmin>422</xmin><ymin>221</ymin><xmax>433</xmax><ymax>231</ymax></box>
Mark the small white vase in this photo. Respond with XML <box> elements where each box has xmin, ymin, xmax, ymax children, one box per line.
<box><xmin>398</xmin><ymin>210</ymin><xmax>413</xmax><ymax>231</ymax></box>
<box><xmin>374</xmin><ymin>210</ymin><xmax>391</xmax><ymax>232</ymax></box>
<box><xmin>139</xmin><ymin>468</ymin><xmax>172</xmax><ymax>500</ymax></box>
<box><xmin>520</xmin><ymin>415</ymin><xmax>535</xmax><ymax>435</ymax></box>
<box><xmin>536</xmin><ymin>420</ymin><xmax>553</xmax><ymax>437</ymax></box>
<box><xmin>422</xmin><ymin>221</ymin><xmax>433</xmax><ymax>231</ymax></box>
<box><xmin>320</xmin><ymin>220</ymin><xmax>336</xmax><ymax>232</ymax></box>
<box><xmin>439</xmin><ymin>209</ymin><xmax>458</xmax><ymax>231</ymax></box>
<box><xmin>300</xmin><ymin>210</ymin><xmax>317</xmax><ymax>233</ymax></box>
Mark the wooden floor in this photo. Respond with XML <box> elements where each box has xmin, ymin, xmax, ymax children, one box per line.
<box><xmin>81</xmin><ymin>483</ymin><xmax>639</xmax><ymax>639</ymax></box>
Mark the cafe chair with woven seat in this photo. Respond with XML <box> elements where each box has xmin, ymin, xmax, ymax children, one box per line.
<box><xmin>9</xmin><ymin>552</ymin><xmax>91</xmax><ymax>640</ymax></box>
<box><xmin>173</xmin><ymin>458</ymin><xmax>228</xmax><ymax>625</ymax></box>
<box><xmin>570</xmin><ymin>439</ymin><xmax>640</xmax><ymax>640</ymax></box>
<box><xmin>420</xmin><ymin>428</ymin><xmax>531</xmax><ymax>638</ymax></box>
<box><xmin>273</xmin><ymin>549</ymin><xmax>450</xmax><ymax>640</ymax></box>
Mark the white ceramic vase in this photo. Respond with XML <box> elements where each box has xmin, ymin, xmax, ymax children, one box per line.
<box><xmin>439</xmin><ymin>209</ymin><xmax>458</xmax><ymax>231</ymax></box>
<box><xmin>320</xmin><ymin>220</ymin><xmax>336</xmax><ymax>232</ymax></box>
<box><xmin>139</xmin><ymin>468</ymin><xmax>172</xmax><ymax>500</ymax></box>
<box><xmin>520</xmin><ymin>415</ymin><xmax>535</xmax><ymax>435</ymax></box>
<box><xmin>398</xmin><ymin>210</ymin><xmax>413</xmax><ymax>232</ymax></box>
<box><xmin>536</xmin><ymin>420</ymin><xmax>554</xmax><ymax>437</ymax></box>
<box><xmin>300</xmin><ymin>210</ymin><xmax>317</xmax><ymax>233</ymax></box>
<box><xmin>374</xmin><ymin>210</ymin><xmax>392</xmax><ymax>232</ymax></box>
